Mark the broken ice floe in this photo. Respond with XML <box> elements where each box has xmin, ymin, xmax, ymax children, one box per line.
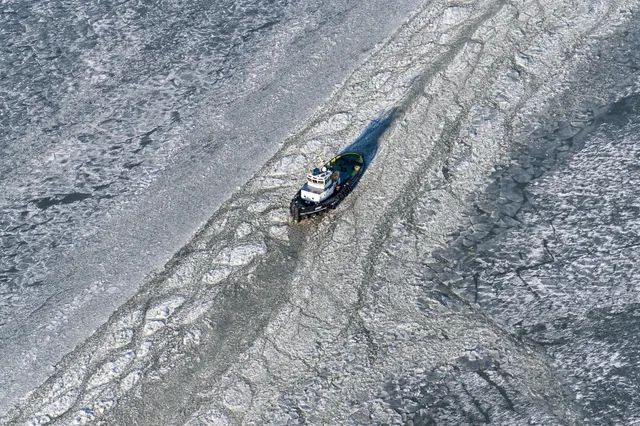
<box><xmin>213</xmin><ymin>242</ymin><xmax>267</xmax><ymax>267</ymax></box>
<box><xmin>306</xmin><ymin>113</ymin><xmax>352</xmax><ymax>138</ymax></box>
<box><xmin>268</xmin><ymin>225</ymin><xmax>289</xmax><ymax>241</ymax></box>
<box><xmin>234</xmin><ymin>222</ymin><xmax>252</xmax><ymax>239</ymax></box>
<box><xmin>145</xmin><ymin>296</ymin><xmax>185</xmax><ymax>321</ymax></box>
<box><xmin>202</xmin><ymin>266</ymin><xmax>234</xmax><ymax>286</ymax></box>
<box><xmin>87</xmin><ymin>351</ymin><xmax>134</xmax><ymax>389</ymax></box>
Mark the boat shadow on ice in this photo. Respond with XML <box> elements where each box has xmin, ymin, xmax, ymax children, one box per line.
<box><xmin>340</xmin><ymin>107</ymin><xmax>396</xmax><ymax>172</ymax></box>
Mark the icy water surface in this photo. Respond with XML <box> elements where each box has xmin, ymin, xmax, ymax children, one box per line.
<box><xmin>3</xmin><ymin>0</ymin><xmax>640</xmax><ymax>424</ymax></box>
<box><xmin>0</xmin><ymin>0</ymin><xmax>425</xmax><ymax>414</ymax></box>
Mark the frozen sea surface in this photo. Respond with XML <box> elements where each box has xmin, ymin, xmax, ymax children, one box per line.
<box><xmin>0</xmin><ymin>0</ymin><xmax>425</xmax><ymax>414</ymax></box>
<box><xmin>3</xmin><ymin>0</ymin><xmax>640</xmax><ymax>424</ymax></box>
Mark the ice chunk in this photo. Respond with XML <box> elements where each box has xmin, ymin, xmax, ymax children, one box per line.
<box><xmin>203</xmin><ymin>266</ymin><xmax>234</xmax><ymax>285</ymax></box>
<box><xmin>235</xmin><ymin>222</ymin><xmax>252</xmax><ymax>238</ymax></box>
<box><xmin>307</xmin><ymin>112</ymin><xmax>352</xmax><ymax>137</ymax></box>
<box><xmin>137</xmin><ymin>340</ymin><xmax>153</xmax><ymax>358</ymax></box>
<box><xmin>119</xmin><ymin>370</ymin><xmax>142</xmax><ymax>392</ymax></box>
<box><xmin>71</xmin><ymin>407</ymin><xmax>96</xmax><ymax>424</ymax></box>
<box><xmin>270</xmin><ymin>154</ymin><xmax>309</xmax><ymax>176</ymax></box>
<box><xmin>223</xmin><ymin>380</ymin><xmax>252</xmax><ymax>410</ymax></box>
<box><xmin>266</xmin><ymin>208</ymin><xmax>290</xmax><ymax>224</ymax></box>
<box><xmin>145</xmin><ymin>296</ymin><xmax>185</xmax><ymax>321</ymax></box>
<box><xmin>87</xmin><ymin>351</ymin><xmax>134</xmax><ymax>388</ymax></box>
<box><xmin>247</xmin><ymin>201</ymin><xmax>272</xmax><ymax>213</ymax></box>
<box><xmin>143</xmin><ymin>320</ymin><xmax>165</xmax><ymax>336</ymax></box>
<box><xmin>269</xmin><ymin>225</ymin><xmax>289</xmax><ymax>241</ymax></box>
<box><xmin>214</xmin><ymin>242</ymin><xmax>267</xmax><ymax>267</ymax></box>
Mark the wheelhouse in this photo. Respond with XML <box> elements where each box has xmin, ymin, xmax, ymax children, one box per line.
<box><xmin>300</xmin><ymin>167</ymin><xmax>335</xmax><ymax>203</ymax></box>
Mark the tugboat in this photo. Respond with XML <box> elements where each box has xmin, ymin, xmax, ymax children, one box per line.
<box><xmin>290</xmin><ymin>152</ymin><xmax>364</xmax><ymax>222</ymax></box>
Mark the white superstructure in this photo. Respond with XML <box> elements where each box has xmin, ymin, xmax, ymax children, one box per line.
<box><xmin>300</xmin><ymin>167</ymin><xmax>336</xmax><ymax>203</ymax></box>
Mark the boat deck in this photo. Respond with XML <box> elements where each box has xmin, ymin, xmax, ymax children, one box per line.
<box><xmin>327</xmin><ymin>153</ymin><xmax>363</xmax><ymax>184</ymax></box>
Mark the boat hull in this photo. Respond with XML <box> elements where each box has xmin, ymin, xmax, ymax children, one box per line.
<box><xmin>290</xmin><ymin>152</ymin><xmax>364</xmax><ymax>222</ymax></box>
